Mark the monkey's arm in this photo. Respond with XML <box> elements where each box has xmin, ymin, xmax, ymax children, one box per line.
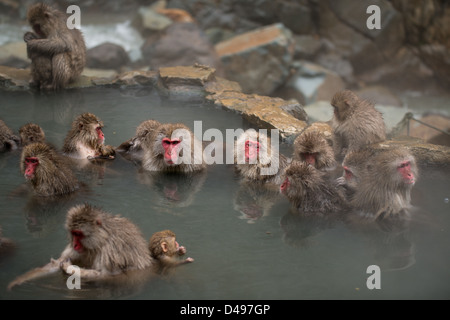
<box><xmin>26</xmin><ymin>38</ymin><xmax>70</xmax><ymax>55</ymax></box>
<box><xmin>161</xmin><ymin>255</ymin><xmax>194</xmax><ymax>267</ymax></box>
<box><xmin>7</xmin><ymin>257</ymin><xmax>63</xmax><ymax>290</ymax></box>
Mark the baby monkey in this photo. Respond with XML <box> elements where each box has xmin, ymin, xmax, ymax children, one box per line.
<box><xmin>149</xmin><ymin>230</ymin><xmax>193</xmax><ymax>274</ymax></box>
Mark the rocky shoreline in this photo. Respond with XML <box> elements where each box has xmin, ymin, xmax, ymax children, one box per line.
<box><xmin>1</xmin><ymin>63</ymin><xmax>448</xmax><ymax>167</ymax></box>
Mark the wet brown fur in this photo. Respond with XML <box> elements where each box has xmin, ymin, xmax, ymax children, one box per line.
<box><xmin>0</xmin><ymin>119</ymin><xmax>20</xmax><ymax>152</ymax></box>
<box><xmin>141</xmin><ymin>122</ymin><xmax>205</xmax><ymax>173</ymax></box>
<box><xmin>293</xmin><ymin>131</ymin><xmax>336</xmax><ymax>170</ymax></box>
<box><xmin>62</xmin><ymin>113</ymin><xmax>115</xmax><ymax>159</ymax></box>
<box><xmin>282</xmin><ymin>161</ymin><xmax>347</xmax><ymax>215</ymax></box>
<box><xmin>331</xmin><ymin>90</ymin><xmax>386</xmax><ymax>159</ymax></box>
<box><xmin>20</xmin><ymin>142</ymin><xmax>79</xmax><ymax>197</ymax></box>
<box><xmin>19</xmin><ymin>123</ymin><xmax>46</xmax><ymax>146</ymax></box>
<box><xmin>24</xmin><ymin>3</ymin><xmax>86</xmax><ymax>90</ymax></box>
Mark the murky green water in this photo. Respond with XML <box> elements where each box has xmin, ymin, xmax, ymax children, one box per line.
<box><xmin>0</xmin><ymin>87</ymin><xmax>449</xmax><ymax>300</ymax></box>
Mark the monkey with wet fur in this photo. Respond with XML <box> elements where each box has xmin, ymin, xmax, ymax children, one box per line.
<box><xmin>116</xmin><ymin>119</ymin><xmax>161</xmax><ymax>163</ymax></box>
<box><xmin>8</xmin><ymin>204</ymin><xmax>153</xmax><ymax>290</ymax></box>
<box><xmin>24</xmin><ymin>3</ymin><xmax>86</xmax><ymax>90</ymax></box>
<box><xmin>280</xmin><ymin>161</ymin><xmax>347</xmax><ymax>215</ymax></box>
<box><xmin>0</xmin><ymin>119</ymin><xmax>20</xmax><ymax>152</ymax></box>
<box><xmin>62</xmin><ymin>113</ymin><xmax>115</xmax><ymax>161</ymax></box>
<box><xmin>21</xmin><ymin>142</ymin><xmax>79</xmax><ymax>197</ymax></box>
<box><xmin>293</xmin><ymin>131</ymin><xmax>336</xmax><ymax>171</ymax></box>
<box><xmin>19</xmin><ymin>123</ymin><xmax>46</xmax><ymax>146</ymax></box>
<box><xmin>235</xmin><ymin>129</ymin><xmax>290</xmax><ymax>185</ymax></box>
<box><xmin>330</xmin><ymin>90</ymin><xmax>386</xmax><ymax>159</ymax></box>
<box><xmin>149</xmin><ymin>230</ymin><xmax>193</xmax><ymax>274</ymax></box>
<box><xmin>339</xmin><ymin>147</ymin><xmax>418</xmax><ymax>219</ymax></box>
<box><xmin>141</xmin><ymin>122</ymin><xmax>205</xmax><ymax>173</ymax></box>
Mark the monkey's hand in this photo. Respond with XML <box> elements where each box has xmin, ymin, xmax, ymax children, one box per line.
<box><xmin>335</xmin><ymin>177</ymin><xmax>346</xmax><ymax>186</ymax></box>
<box><xmin>185</xmin><ymin>257</ymin><xmax>194</xmax><ymax>263</ymax></box>
<box><xmin>24</xmin><ymin>32</ymin><xmax>38</xmax><ymax>43</ymax></box>
<box><xmin>60</xmin><ymin>258</ymin><xmax>73</xmax><ymax>274</ymax></box>
<box><xmin>177</xmin><ymin>246</ymin><xmax>187</xmax><ymax>256</ymax></box>
<box><xmin>97</xmin><ymin>145</ymin><xmax>116</xmax><ymax>160</ymax></box>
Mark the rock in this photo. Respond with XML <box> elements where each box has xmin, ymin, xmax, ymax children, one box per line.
<box><xmin>293</xmin><ymin>35</ymin><xmax>325</xmax><ymax>60</ymax></box>
<box><xmin>82</xmin><ymin>68</ymin><xmax>118</xmax><ymax>79</ymax></box>
<box><xmin>141</xmin><ymin>22</ymin><xmax>222</xmax><ymax>73</ymax></box>
<box><xmin>279</xmin><ymin>100</ymin><xmax>309</xmax><ymax>122</ymax></box>
<box><xmin>391</xmin><ymin>0</ymin><xmax>450</xmax><ymax>88</ymax></box>
<box><xmin>274</xmin><ymin>61</ymin><xmax>345</xmax><ymax>105</ymax></box>
<box><xmin>0</xmin><ymin>42</ymin><xmax>28</xmax><ymax>68</ymax></box>
<box><xmin>215</xmin><ymin>23</ymin><xmax>294</xmax><ymax>96</ymax></box>
<box><xmin>0</xmin><ymin>65</ymin><xmax>31</xmax><ymax>90</ymax></box>
<box><xmin>111</xmin><ymin>70</ymin><xmax>159</xmax><ymax>87</ymax></box>
<box><xmin>134</xmin><ymin>5</ymin><xmax>173</xmax><ymax>36</ymax></box>
<box><xmin>373</xmin><ymin>137</ymin><xmax>450</xmax><ymax>168</ymax></box>
<box><xmin>208</xmin><ymin>90</ymin><xmax>308</xmax><ymax>141</ymax></box>
<box><xmin>86</xmin><ymin>42</ymin><xmax>130</xmax><ymax>71</ymax></box>
<box><xmin>303</xmin><ymin>100</ymin><xmax>334</xmax><ymax>123</ymax></box>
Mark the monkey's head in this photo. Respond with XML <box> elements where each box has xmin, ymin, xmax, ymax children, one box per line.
<box><xmin>131</xmin><ymin>119</ymin><xmax>161</xmax><ymax>151</ymax></box>
<box><xmin>235</xmin><ymin>129</ymin><xmax>273</xmax><ymax>166</ymax></box>
<box><xmin>27</xmin><ymin>3</ymin><xmax>64</xmax><ymax>38</ymax></box>
<box><xmin>377</xmin><ymin>148</ymin><xmax>418</xmax><ymax>188</ymax></box>
<box><xmin>151</xmin><ymin>123</ymin><xmax>192</xmax><ymax>166</ymax></box>
<box><xmin>66</xmin><ymin>204</ymin><xmax>106</xmax><ymax>253</ymax></box>
<box><xmin>293</xmin><ymin>131</ymin><xmax>335</xmax><ymax>169</ymax></box>
<box><xmin>149</xmin><ymin>230</ymin><xmax>179</xmax><ymax>258</ymax></box>
<box><xmin>72</xmin><ymin>113</ymin><xmax>105</xmax><ymax>146</ymax></box>
<box><xmin>331</xmin><ymin>90</ymin><xmax>359</xmax><ymax>121</ymax></box>
<box><xmin>281</xmin><ymin>161</ymin><xmax>324</xmax><ymax>200</ymax></box>
<box><xmin>19</xmin><ymin>123</ymin><xmax>45</xmax><ymax>146</ymax></box>
<box><xmin>20</xmin><ymin>142</ymin><xmax>55</xmax><ymax>181</ymax></box>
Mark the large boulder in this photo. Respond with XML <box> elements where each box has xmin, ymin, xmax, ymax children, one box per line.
<box><xmin>141</xmin><ymin>22</ymin><xmax>222</xmax><ymax>73</ymax></box>
<box><xmin>215</xmin><ymin>23</ymin><xmax>294</xmax><ymax>96</ymax></box>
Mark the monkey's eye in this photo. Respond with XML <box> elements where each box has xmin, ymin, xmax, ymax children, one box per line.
<box><xmin>398</xmin><ymin>161</ymin><xmax>410</xmax><ymax>169</ymax></box>
<box><xmin>71</xmin><ymin>230</ymin><xmax>83</xmax><ymax>238</ymax></box>
<box><xmin>26</xmin><ymin>158</ymin><xmax>38</xmax><ymax>164</ymax></box>
<box><xmin>96</xmin><ymin>126</ymin><xmax>102</xmax><ymax>132</ymax></box>
<box><xmin>171</xmin><ymin>140</ymin><xmax>180</xmax><ymax>145</ymax></box>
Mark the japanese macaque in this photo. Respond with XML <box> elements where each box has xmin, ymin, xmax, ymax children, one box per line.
<box><xmin>280</xmin><ymin>161</ymin><xmax>347</xmax><ymax>215</ymax></box>
<box><xmin>141</xmin><ymin>122</ymin><xmax>205</xmax><ymax>173</ymax></box>
<box><xmin>330</xmin><ymin>90</ymin><xmax>386</xmax><ymax>159</ymax></box>
<box><xmin>0</xmin><ymin>119</ymin><xmax>20</xmax><ymax>152</ymax></box>
<box><xmin>293</xmin><ymin>131</ymin><xmax>336</xmax><ymax>171</ymax></box>
<box><xmin>19</xmin><ymin>123</ymin><xmax>46</xmax><ymax>146</ymax></box>
<box><xmin>20</xmin><ymin>142</ymin><xmax>79</xmax><ymax>197</ymax></box>
<box><xmin>8</xmin><ymin>204</ymin><xmax>153</xmax><ymax>290</ymax></box>
<box><xmin>235</xmin><ymin>129</ymin><xmax>290</xmax><ymax>186</ymax></box>
<box><xmin>62</xmin><ymin>113</ymin><xmax>115</xmax><ymax>160</ymax></box>
<box><xmin>23</xmin><ymin>3</ymin><xmax>86</xmax><ymax>90</ymax></box>
<box><xmin>116</xmin><ymin>119</ymin><xmax>161</xmax><ymax>162</ymax></box>
<box><xmin>148</xmin><ymin>230</ymin><xmax>193</xmax><ymax>274</ymax></box>
<box><xmin>340</xmin><ymin>147</ymin><xmax>418</xmax><ymax>219</ymax></box>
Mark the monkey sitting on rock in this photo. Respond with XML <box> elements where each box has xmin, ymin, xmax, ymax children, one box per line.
<box><xmin>23</xmin><ymin>3</ymin><xmax>86</xmax><ymax>90</ymax></box>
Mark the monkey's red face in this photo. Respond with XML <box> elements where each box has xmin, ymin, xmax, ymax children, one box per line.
<box><xmin>71</xmin><ymin>230</ymin><xmax>84</xmax><ymax>252</ymax></box>
<box><xmin>24</xmin><ymin>157</ymin><xmax>39</xmax><ymax>179</ymax></box>
<box><xmin>245</xmin><ymin>140</ymin><xmax>259</xmax><ymax>163</ymax></box>
<box><xmin>343</xmin><ymin>166</ymin><xmax>353</xmax><ymax>181</ymax></box>
<box><xmin>95</xmin><ymin>126</ymin><xmax>104</xmax><ymax>144</ymax></box>
<box><xmin>162</xmin><ymin>138</ymin><xmax>181</xmax><ymax>165</ymax></box>
<box><xmin>280</xmin><ymin>177</ymin><xmax>290</xmax><ymax>194</ymax></box>
<box><xmin>302</xmin><ymin>152</ymin><xmax>317</xmax><ymax>166</ymax></box>
<box><xmin>398</xmin><ymin>161</ymin><xmax>415</xmax><ymax>185</ymax></box>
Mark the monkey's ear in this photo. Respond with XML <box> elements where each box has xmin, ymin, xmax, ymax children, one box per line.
<box><xmin>161</xmin><ymin>241</ymin><xmax>168</xmax><ymax>253</ymax></box>
<box><xmin>78</xmin><ymin>123</ymin><xmax>84</xmax><ymax>130</ymax></box>
<box><xmin>96</xmin><ymin>219</ymin><xmax>102</xmax><ymax>226</ymax></box>
<box><xmin>344</xmin><ymin>99</ymin><xmax>351</xmax><ymax>107</ymax></box>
